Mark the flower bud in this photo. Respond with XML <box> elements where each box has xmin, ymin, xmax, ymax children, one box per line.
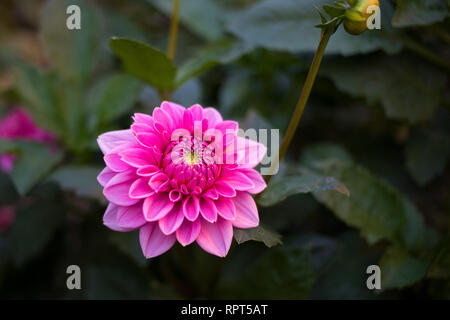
<box><xmin>344</xmin><ymin>0</ymin><xmax>379</xmax><ymax>35</ymax></box>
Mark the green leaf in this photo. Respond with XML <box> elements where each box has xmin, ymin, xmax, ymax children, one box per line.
<box><xmin>174</xmin><ymin>40</ymin><xmax>253</xmax><ymax>87</ymax></box>
<box><xmin>322</xmin><ymin>55</ymin><xmax>447</xmax><ymax>124</ymax></box>
<box><xmin>392</xmin><ymin>0</ymin><xmax>449</xmax><ymax>27</ymax></box>
<box><xmin>86</xmin><ymin>260</ymin><xmax>150</xmax><ymax>299</ymax></box>
<box><xmin>40</xmin><ymin>0</ymin><xmax>102</xmax><ymax>83</ymax></box>
<box><xmin>55</xmin><ymin>83</ymin><xmax>85</xmax><ymax>150</ymax></box>
<box><xmin>171</xmin><ymin>79</ymin><xmax>202</xmax><ymax>107</ymax></box>
<box><xmin>14</xmin><ymin>64</ymin><xmax>62</xmax><ymax>135</ymax></box>
<box><xmin>108</xmin><ymin>231</ymin><xmax>148</xmax><ymax>267</ymax></box>
<box><xmin>103</xmin><ymin>9</ymin><xmax>148</xmax><ymax>42</ymax></box>
<box><xmin>405</xmin><ymin>130</ymin><xmax>450</xmax><ymax>186</ymax></box>
<box><xmin>0</xmin><ymin>140</ymin><xmax>18</xmax><ymax>153</ymax></box>
<box><xmin>109</xmin><ymin>38</ymin><xmax>176</xmax><ymax>91</ymax></box>
<box><xmin>7</xmin><ymin>195</ymin><xmax>63</xmax><ymax>267</ymax></box>
<box><xmin>218</xmin><ymin>70</ymin><xmax>253</xmax><ymax>117</ymax></box>
<box><xmin>88</xmin><ymin>73</ymin><xmax>143</xmax><ymax>130</ymax></box>
<box><xmin>315</xmin><ymin>16</ymin><xmax>343</xmax><ymax>29</ymax></box>
<box><xmin>257</xmin><ymin>170</ymin><xmax>349</xmax><ymax>207</ymax></box>
<box><xmin>427</xmin><ymin>238</ymin><xmax>450</xmax><ymax>279</ymax></box>
<box><xmin>0</xmin><ymin>234</ymin><xmax>6</xmax><ymax>286</ymax></box>
<box><xmin>227</xmin><ymin>0</ymin><xmax>401</xmax><ymax>56</ymax></box>
<box><xmin>301</xmin><ymin>143</ymin><xmax>428</xmax><ymax>249</ymax></box>
<box><xmin>76</xmin><ymin>217</ymin><xmax>151</xmax><ymax>299</ymax></box>
<box><xmin>309</xmin><ymin>232</ymin><xmax>382</xmax><ymax>299</ymax></box>
<box><xmin>379</xmin><ymin>246</ymin><xmax>429</xmax><ymax>289</ymax></box>
<box><xmin>149</xmin><ymin>0</ymin><xmax>227</xmax><ymax>41</ymax></box>
<box><xmin>323</xmin><ymin>4</ymin><xmax>345</xmax><ymax>18</ymax></box>
<box><xmin>48</xmin><ymin>165</ymin><xmax>104</xmax><ymax>200</ymax></box>
<box><xmin>3</xmin><ymin>141</ymin><xmax>63</xmax><ymax>195</ymax></box>
<box><xmin>222</xmin><ymin>248</ymin><xmax>315</xmax><ymax>299</ymax></box>
<box><xmin>140</xmin><ymin>79</ymin><xmax>202</xmax><ymax>112</ymax></box>
<box><xmin>234</xmin><ymin>225</ymin><xmax>283</xmax><ymax>248</ymax></box>
<box><xmin>0</xmin><ymin>172</ymin><xmax>19</xmax><ymax>205</ymax></box>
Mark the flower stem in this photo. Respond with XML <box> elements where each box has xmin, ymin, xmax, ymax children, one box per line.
<box><xmin>265</xmin><ymin>27</ymin><xmax>333</xmax><ymax>184</ymax></box>
<box><xmin>167</xmin><ymin>0</ymin><xmax>180</xmax><ymax>61</ymax></box>
<box><xmin>160</xmin><ymin>0</ymin><xmax>180</xmax><ymax>101</ymax></box>
<box><xmin>399</xmin><ymin>35</ymin><xmax>450</xmax><ymax>72</ymax></box>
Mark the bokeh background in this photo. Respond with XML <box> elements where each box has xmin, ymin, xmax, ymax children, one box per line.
<box><xmin>0</xmin><ymin>0</ymin><xmax>449</xmax><ymax>299</ymax></box>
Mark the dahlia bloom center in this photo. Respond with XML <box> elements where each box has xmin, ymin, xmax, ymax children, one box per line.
<box><xmin>97</xmin><ymin>102</ymin><xmax>267</xmax><ymax>258</ymax></box>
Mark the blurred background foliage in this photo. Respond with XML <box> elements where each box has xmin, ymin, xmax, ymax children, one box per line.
<box><xmin>0</xmin><ymin>0</ymin><xmax>449</xmax><ymax>299</ymax></box>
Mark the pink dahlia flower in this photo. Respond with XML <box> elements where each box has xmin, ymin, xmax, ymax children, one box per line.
<box><xmin>97</xmin><ymin>102</ymin><xmax>267</xmax><ymax>258</ymax></box>
<box><xmin>0</xmin><ymin>108</ymin><xmax>56</xmax><ymax>172</ymax></box>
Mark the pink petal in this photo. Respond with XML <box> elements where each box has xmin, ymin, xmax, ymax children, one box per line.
<box><xmin>132</xmin><ymin>113</ymin><xmax>154</xmax><ymax>127</ymax></box>
<box><xmin>203</xmin><ymin>187</ymin><xmax>219</xmax><ymax>200</ymax></box>
<box><xmin>129</xmin><ymin>178</ymin><xmax>154</xmax><ymax>199</ymax></box>
<box><xmin>139</xmin><ymin>222</ymin><xmax>176</xmax><ymax>258</ymax></box>
<box><xmin>235</xmin><ymin>136</ymin><xmax>267</xmax><ymax>168</ymax></box>
<box><xmin>143</xmin><ymin>192</ymin><xmax>174</xmax><ymax>221</ymax></box>
<box><xmin>103</xmin><ymin>170</ymin><xmax>139</xmax><ymax>206</ymax></box>
<box><xmin>215</xmin><ymin>197</ymin><xmax>236</xmax><ymax>220</ymax></box>
<box><xmin>182</xmin><ymin>195</ymin><xmax>200</xmax><ymax>221</ymax></box>
<box><xmin>103</xmin><ymin>203</ymin><xmax>134</xmax><ymax>232</ymax></box>
<box><xmin>215</xmin><ymin>120</ymin><xmax>239</xmax><ymax>135</ymax></box>
<box><xmin>131</xmin><ymin>123</ymin><xmax>155</xmax><ymax>136</ymax></box>
<box><xmin>97</xmin><ymin>167</ymin><xmax>115</xmax><ymax>187</ymax></box>
<box><xmin>203</xmin><ymin>107</ymin><xmax>223</xmax><ymax>128</ymax></box>
<box><xmin>182</xmin><ymin>109</ymin><xmax>194</xmax><ymax>132</ymax></box>
<box><xmin>117</xmin><ymin>202</ymin><xmax>146</xmax><ymax>229</ymax></box>
<box><xmin>135</xmin><ymin>132</ymin><xmax>163</xmax><ymax>150</ymax></box>
<box><xmin>220</xmin><ymin>170</ymin><xmax>255</xmax><ymax>191</ymax></box>
<box><xmin>161</xmin><ymin>101</ymin><xmax>184</xmax><ymax>128</ymax></box>
<box><xmin>199</xmin><ymin>197</ymin><xmax>217</xmax><ymax>223</ymax></box>
<box><xmin>214</xmin><ymin>181</ymin><xmax>236</xmax><ymax>198</ymax></box>
<box><xmin>169</xmin><ymin>189</ymin><xmax>182</xmax><ymax>202</ymax></box>
<box><xmin>120</xmin><ymin>147</ymin><xmax>155</xmax><ymax>167</ymax></box>
<box><xmin>136</xmin><ymin>165</ymin><xmax>160</xmax><ymax>177</ymax></box>
<box><xmin>176</xmin><ymin>219</ymin><xmax>201</xmax><ymax>246</ymax></box>
<box><xmin>196</xmin><ymin>218</ymin><xmax>233</xmax><ymax>257</ymax></box>
<box><xmin>104</xmin><ymin>153</ymin><xmax>130</xmax><ymax>172</ymax></box>
<box><xmin>0</xmin><ymin>154</ymin><xmax>15</xmax><ymax>173</ymax></box>
<box><xmin>149</xmin><ymin>172</ymin><xmax>170</xmax><ymax>192</ymax></box>
<box><xmin>239</xmin><ymin>168</ymin><xmax>267</xmax><ymax>194</ymax></box>
<box><xmin>153</xmin><ymin>107</ymin><xmax>174</xmax><ymax>133</ymax></box>
<box><xmin>188</xmin><ymin>104</ymin><xmax>204</xmax><ymax>121</ymax></box>
<box><xmin>158</xmin><ymin>202</ymin><xmax>184</xmax><ymax>235</ymax></box>
<box><xmin>232</xmin><ymin>192</ymin><xmax>259</xmax><ymax>228</ymax></box>
<box><xmin>97</xmin><ymin>129</ymin><xmax>134</xmax><ymax>155</ymax></box>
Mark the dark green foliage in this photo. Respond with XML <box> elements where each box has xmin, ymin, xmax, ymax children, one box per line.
<box><xmin>0</xmin><ymin>0</ymin><xmax>448</xmax><ymax>299</ymax></box>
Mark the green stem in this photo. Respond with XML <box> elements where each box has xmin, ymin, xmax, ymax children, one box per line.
<box><xmin>160</xmin><ymin>0</ymin><xmax>180</xmax><ymax>102</ymax></box>
<box><xmin>167</xmin><ymin>0</ymin><xmax>180</xmax><ymax>61</ymax></box>
<box><xmin>398</xmin><ymin>35</ymin><xmax>450</xmax><ymax>72</ymax></box>
<box><xmin>433</xmin><ymin>25</ymin><xmax>450</xmax><ymax>46</ymax></box>
<box><xmin>265</xmin><ymin>27</ymin><xmax>333</xmax><ymax>184</ymax></box>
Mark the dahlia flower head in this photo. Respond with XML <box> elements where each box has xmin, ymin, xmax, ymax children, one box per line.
<box><xmin>97</xmin><ymin>102</ymin><xmax>267</xmax><ymax>258</ymax></box>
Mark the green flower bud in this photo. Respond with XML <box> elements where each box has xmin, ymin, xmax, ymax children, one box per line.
<box><xmin>344</xmin><ymin>0</ymin><xmax>379</xmax><ymax>35</ymax></box>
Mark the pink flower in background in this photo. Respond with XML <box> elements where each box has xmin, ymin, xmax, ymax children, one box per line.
<box><xmin>0</xmin><ymin>108</ymin><xmax>56</xmax><ymax>233</ymax></box>
<box><xmin>0</xmin><ymin>205</ymin><xmax>15</xmax><ymax>234</ymax></box>
<box><xmin>0</xmin><ymin>108</ymin><xmax>56</xmax><ymax>172</ymax></box>
<box><xmin>98</xmin><ymin>101</ymin><xmax>267</xmax><ymax>258</ymax></box>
